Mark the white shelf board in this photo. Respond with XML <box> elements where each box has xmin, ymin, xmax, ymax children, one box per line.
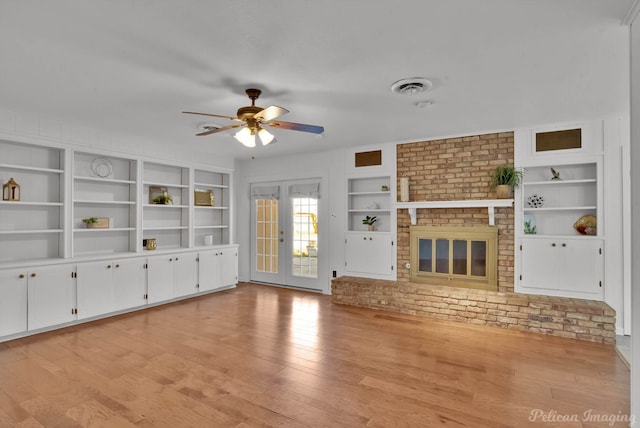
<box><xmin>0</xmin><ymin>229</ymin><xmax>63</xmax><ymax>235</ymax></box>
<box><xmin>348</xmin><ymin>191</ymin><xmax>391</xmax><ymax>196</ymax></box>
<box><xmin>194</xmin><ymin>205</ymin><xmax>229</xmax><ymax>210</ymax></box>
<box><xmin>74</xmin><ymin>200</ymin><xmax>135</xmax><ymax>205</ymax></box>
<box><xmin>194</xmin><ymin>182</ymin><xmax>229</xmax><ymax>189</ymax></box>
<box><xmin>524</xmin><ymin>179</ymin><xmax>596</xmax><ymax>186</ymax></box>
<box><xmin>396</xmin><ymin>199</ymin><xmax>514</xmax><ymax>226</ymax></box>
<box><xmin>142</xmin><ymin>181</ymin><xmax>188</xmax><ymax>188</ymax></box>
<box><xmin>348</xmin><ymin>209</ymin><xmax>391</xmax><ymax>213</ymax></box>
<box><xmin>74</xmin><ymin>176</ymin><xmax>136</xmax><ymax>184</ymax></box>
<box><xmin>143</xmin><ymin>204</ymin><xmax>189</xmax><ymax>208</ymax></box>
<box><xmin>194</xmin><ymin>225</ymin><xmax>229</xmax><ymax>230</ymax></box>
<box><xmin>0</xmin><ymin>201</ymin><xmax>63</xmax><ymax>207</ymax></box>
<box><xmin>523</xmin><ymin>206</ymin><xmax>596</xmax><ymax>212</ymax></box>
<box><xmin>73</xmin><ymin>227</ymin><xmax>135</xmax><ymax>233</ymax></box>
<box><xmin>0</xmin><ymin>163</ymin><xmax>64</xmax><ymax>174</ymax></box>
<box><xmin>142</xmin><ymin>226</ymin><xmax>188</xmax><ymax>231</ymax></box>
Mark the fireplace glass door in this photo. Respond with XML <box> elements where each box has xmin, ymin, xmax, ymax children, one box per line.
<box><xmin>410</xmin><ymin>226</ymin><xmax>497</xmax><ymax>291</ymax></box>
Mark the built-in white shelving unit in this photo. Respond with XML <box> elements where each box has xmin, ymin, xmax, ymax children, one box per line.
<box><xmin>0</xmin><ymin>140</ymin><xmax>65</xmax><ymax>263</ymax></box>
<box><xmin>347</xmin><ymin>176</ymin><xmax>391</xmax><ymax>232</ymax></box>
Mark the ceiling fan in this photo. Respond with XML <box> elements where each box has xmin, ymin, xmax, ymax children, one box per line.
<box><xmin>183</xmin><ymin>88</ymin><xmax>324</xmax><ymax>148</ymax></box>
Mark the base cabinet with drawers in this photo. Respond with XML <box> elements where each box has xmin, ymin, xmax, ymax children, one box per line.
<box><xmin>0</xmin><ymin>245</ymin><xmax>238</xmax><ymax>342</ymax></box>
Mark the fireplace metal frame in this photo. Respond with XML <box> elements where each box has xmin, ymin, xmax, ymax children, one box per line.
<box><xmin>409</xmin><ymin>225</ymin><xmax>498</xmax><ymax>291</ymax></box>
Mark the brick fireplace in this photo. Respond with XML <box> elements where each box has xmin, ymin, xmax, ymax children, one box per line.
<box><xmin>332</xmin><ymin>132</ymin><xmax>616</xmax><ymax>344</ymax></box>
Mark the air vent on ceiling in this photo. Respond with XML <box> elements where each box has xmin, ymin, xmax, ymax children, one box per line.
<box><xmin>390</xmin><ymin>78</ymin><xmax>432</xmax><ymax>96</ymax></box>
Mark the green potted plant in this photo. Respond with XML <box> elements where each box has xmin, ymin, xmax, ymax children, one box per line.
<box><xmin>490</xmin><ymin>165</ymin><xmax>523</xmax><ymax>199</ymax></box>
<box><xmin>152</xmin><ymin>194</ymin><xmax>173</xmax><ymax>205</ymax></box>
<box><xmin>82</xmin><ymin>217</ymin><xmax>109</xmax><ymax>229</ymax></box>
<box><xmin>82</xmin><ymin>217</ymin><xmax>98</xmax><ymax>227</ymax></box>
<box><xmin>362</xmin><ymin>215</ymin><xmax>378</xmax><ymax>231</ymax></box>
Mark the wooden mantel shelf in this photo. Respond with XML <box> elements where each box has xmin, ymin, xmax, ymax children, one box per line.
<box><xmin>395</xmin><ymin>199</ymin><xmax>514</xmax><ymax>226</ymax></box>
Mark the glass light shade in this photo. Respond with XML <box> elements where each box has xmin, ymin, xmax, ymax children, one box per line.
<box><xmin>234</xmin><ymin>127</ymin><xmax>256</xmax><ymax>147</ymax></box>
<box><xmin>258</xmin><ymin>128</ymin><xmax>275</xmax><ymax>145</ymax></box>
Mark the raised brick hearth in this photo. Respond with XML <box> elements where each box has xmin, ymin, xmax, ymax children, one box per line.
<box><xmin>332</xmin><ymin>276</ymin><xmax>616</xmax><ymax>345</ymax></box>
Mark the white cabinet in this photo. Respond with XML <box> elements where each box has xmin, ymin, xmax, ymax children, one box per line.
<box><xmin>146</xmin><ymin>253</ymin><xmax>198</xmax><ymax>303</ymax></box>
<box><xmin>173</xmin><ymin>253</ymin><xmax>199</xmax><ymax>297</ymax></box>
<box><xmin>344</xmin><ymin>232</ymin><xmax>395</xmax><ymax>278</ymax></box>
<box><xmin>0</xmin><ymin>270</ymin><xmax>27</xmax><ymax>336</ymax></box>
<box><xmin>519</xmin><ymin>237</ymin><xmax>603</xmax><ymax>299</ymax></box>
<box><xmin>0</xmin><ymin>140</ymin><xmax>65</xmax><ymax>263</ymax></box>
<box><xmin>77</xmin><ymin>258</ymin><xmax>146</xmax><ymax>318</ymax></box>
<box><xmin>199</xmin><ymin>246</ymin><xmax>238</xmax><ymax>292</ymax></box>
<box><xmin>28</xmin><ymin>265</ymin><xmax>76</xmax><ymax>330</ymax></box>
<box><xmin>112</xmin><ymin>259</ymin><xmax>147</xmax><ymax>311</ymax></box>
<box><xmin>76</xmin><ymin>261</ymin><xmax>114</xmax><ymax>319</ymax></box>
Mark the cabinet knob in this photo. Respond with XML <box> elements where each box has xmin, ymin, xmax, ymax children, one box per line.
<box><xmin>562</xmin><ymin>243</ymin><xmax>566</xmax><ymax>247</ymax></box>
<box><xmin>363</xmin><ymin>237</ymin><xmax>367</xmax><ymax>240</ymax></box>
<box><xmin>169</xmin><ymin>258</ymin><xmax>173</xmax><ymax>262</ymax></box>
<box><xmin>115</xmin><ymin>264</ymin><xmax>120</xmax><ymax>268</ymax></box>
<box><xmin>31</xmin><ymin>273</ymin><xmax>36</xmax><ymax>277</ymax></box>
<box><xmin>107</xmin><ymin>265</ymin><xmax>112</xmax><ymax>269</ymax></box>
<box><xmin>551</xmin><ymin>243</ymin><xmax>556</xmax><ymax>247</ymax></box>
<box><xmin>369</xmin><ymin>237</ymin><xmax>373</xmax><ymax>240</ymax></box>
<box><xmin>19</xmin><ymin>274</ymin><xmax>25</xmax><ymax>279</ymax></box>
<box><xmin>175</xmin><ymin>257</ymin><xmax>179</xmax><ymax>261</ymax></box>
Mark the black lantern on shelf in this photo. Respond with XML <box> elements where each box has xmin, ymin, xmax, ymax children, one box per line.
<box><xmin>2</xmin><ymin>178</ymin><xmax>20</xmax><ymax>201</ymax></box>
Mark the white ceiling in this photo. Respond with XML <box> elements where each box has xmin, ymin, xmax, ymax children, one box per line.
<box><xmin>0</xmin><ymin>0</ymin><xmax>634</xmax><ymax>161</ymax></box>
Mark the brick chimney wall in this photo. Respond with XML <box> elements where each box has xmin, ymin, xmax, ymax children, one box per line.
<box><xmin>396</xmin><ymin>132</ymin><xmax>516</xmax><ymax>292</ymax></box>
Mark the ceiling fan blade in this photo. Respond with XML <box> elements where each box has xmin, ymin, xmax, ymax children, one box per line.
<box><xmin>267</xmin><ymin>120</ymin><xmax>324</xmax><ymax>134</ymax></box>
<box><xmin>183</xmin><ymin>111</ymin><xmax>242</xmax><ymax>121</ymax></box>
<box><xmin>196</xmin><ymin>123</ymin><xmax>243</xmax><ymax>136</ymax></box>
<box><xmin>253</xmin><ymin>105</ymin><xmax>289</xmax><ymax>122</ymax></box>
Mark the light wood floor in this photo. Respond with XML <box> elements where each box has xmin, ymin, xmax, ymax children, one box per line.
<box><xmin>0</xmin><ymin>282</ymin><xmax>630</xmax><ymax>427</ymax></box>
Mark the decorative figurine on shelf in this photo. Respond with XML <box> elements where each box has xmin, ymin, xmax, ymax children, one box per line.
<box><xmin>2</xmin><ymin>178</ymin><xmax>20</xmax><ymax>201</ymax></box>
<box><xmin>550</xmin><ymin>168</ymin><xmax>561</xmax><ymax>181</ymax></box>
<box><xmin>527</xmin><ymin>194</ymin><xmax>544</xmax><ymax>208</ymax></box>
<box><xmin>574</xmin><ymin>215</ymin><xmax>596</xmax><ymax>235</ymax></box>
<box><xmin>362</xmin><ymin>215</ymin><xmax>378</xmax><ymax>231</ymax></box>
<box><xmin>381</xmin><ymin>185</ymin><xmax>389</xmax><ymax>192</ymax></box>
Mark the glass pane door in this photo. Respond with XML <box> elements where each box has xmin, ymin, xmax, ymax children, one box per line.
<box><xmin>250</xmin><ymin>179</ymin><xmax>323</xmax><ymax>291</ymax></box>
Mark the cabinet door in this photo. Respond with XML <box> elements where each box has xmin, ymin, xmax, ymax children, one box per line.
<box><xmin>113</xmin><ymin>259</ymin><xmax>147</xmax><ymax>311</ymax></box>
<box><xmin>345</xmin><ymin>233</ymin><xmax>394</xmax><ymax>276</ymax></box>
<box><xmin>0</xmin><ymin>270</ymin><xmax>28</xmax><ymax>337</ymax></box>
<box><xmin>217</xmin><ymin>248</ymin><xmax>238</xmax><ymax>288</ymax></box>
<box><xmin>199</xmin><ymin>248</ymin><xmax>238</xmax><ymax>292</ymax></box>
<box><xmin>559</xmin><ymin>239</ymin><xmax>603</xmax><ymax>295</ymax></box>
<box><xmin>173</xmin><ymin>253</ymin><xmax>198</xmax><ymax>297</ymax></box>
<box><xmin>28</xmin><ymin>265</ymin><xmax>76</xmax><ymax>330</ymax></box>
<box><xmin>77</xmin><ymin>261</ymin><xmax>114</xmax><ymax>320</ymax></box>
<box><xmin>198</xmin><ymin>250</ymin><xmax>218</xmax><ymax>292</ymax></box>
<box><xmin>147</xmin><ymin>256</ymin><xmax>174</xmax><ymax>304</ymax></box>
<box><xmin>520</xmin><ymin>239</ymin><xmax>561</xmax><ymax>291</ymax></box>
<box><xmin>520</xmin><ymin>238</ymin><xmax>603</xmax><ymax>297</ymax></box>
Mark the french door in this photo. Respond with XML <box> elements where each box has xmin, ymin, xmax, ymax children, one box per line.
<box><xmin>250</xmin><ymin>179</ymin><xmax>323</xmax><ymax>291</ymax></box>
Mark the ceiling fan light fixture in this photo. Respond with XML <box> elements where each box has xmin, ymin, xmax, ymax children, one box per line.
<box><xmin>258</xmin><ymin>128</ymin><xmax>275</xmax><ymax>145</ymax></box>
<box><xmin>391</xmin><ymin>78</ymin><xmax>432</xmax><ymax>96</ymax></box>
<box><xmin>234</xmin><ymin>127</ymin><xmax>256</xmax><ymax>147</ymax></box>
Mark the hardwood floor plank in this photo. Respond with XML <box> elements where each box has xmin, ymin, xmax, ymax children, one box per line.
<box><xmin>0</xmin><ymin>283</ymin><xmax>629</xmax><ymax>427</ymax></box>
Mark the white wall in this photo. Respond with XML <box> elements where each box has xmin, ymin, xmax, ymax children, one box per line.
<box><xmin>235</xmin><ymin>148</ymin><xmax>347</xmax><ymax>293</ymax></box>
<box><xmin>0</xmin><ymin>108</ymin><xmax>235</xmax><ymax>169</ymax></box>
